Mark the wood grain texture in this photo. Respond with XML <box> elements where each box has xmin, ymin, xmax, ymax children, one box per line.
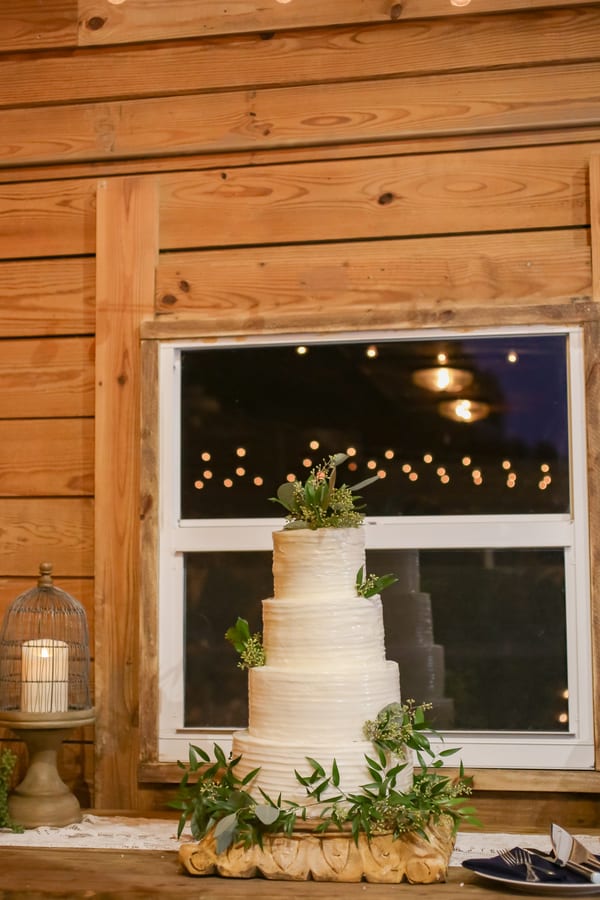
<box><xmin>0</xmin><ymin>419</ymin><xmax>93</xmax><ymax>497</ymax></box>
<box><xmin>4</xmin><ymin>62</ymin><xmax>600</xmax><ymax>167</ymax></box>
<box><xmin>158</xmin><ymin>143</ymin><xmax>592</xmax><ymax>250</ymax></box>
<box><xmin>0</xmin><ymin>848</ymin><xmax>500</xmax><ymax>899</ymax></box>
<box><xmin>3</xmin><ymin>8</ymin><xmax>600</xmax><ymax>108</ymax></box>
<box><xmin>0</xmin><ymin>498</ymin><xmax>93</xmax><ymax>576</ymax></box>
<box><xmin>590</xmin><ymin>155</ymin><xmax>600</xmax><ymax>304</ymax></box>
<box><xmin>0</xmin><ymin>337</ymin><xmax>94</xmax><ymax>419</ymax></box>
<box><xmin>0</xmin><ymin>180</ymin><xmax>96</xmax><ymax>260</ymax></box>
<box><xmin>138</xmin><ymin>342</ymin><xmax>159</xmax><ymax>764</ymax></box>
<box><xmin>154</xmin><ymin>229</ymin><xmax>592</xmax><ymax>332</ymax></box>
<box><xmin>94</xmin><ymin>176</ymin><xmax>159</xmax><ymax>808</ymax></box>
<box><xmin>0</xmin><ymin>0</ymin><xmax>76</xmax><ymax>52</ymax></box>
<box><xmin>0</xmin><ymin>258</ymin><xmax>95</xmax><ymax>337</ymax></box>
<box><xmin>76</xmin><ymin>0</ymin><xmax>597</xmax><ymax>45</ymax></box>
<box><xmin>1</xmin><ymin>125</ymin><xmax>599</xmax><ymax>188</ymax></box>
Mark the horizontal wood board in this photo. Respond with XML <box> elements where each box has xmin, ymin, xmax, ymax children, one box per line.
<box><xmin>0</xmin><ymin>419</ymin><xmax>93</xmax><ymax>497</ymax></box>
<box><xmin>155</xmin><ymin>229</ymin><xmax>592</xmax><ymax>329</ymax></box>
<box><xmin>0</xmin><ymin>338</ymin><xmax>94</xmax><ymax>418</ymax></box>
<box><xmin>0</xmin><ymin>498</ymin><xmax>94</xmax><ymax>576</ymax></box>
<box><xmin>0</xmin><ymin>258</ymin><xmax>95</xmax><ymax>337</ymax></box>
<box><xmin>1</xmin><ymin>7</ymin><xmax>598</xmax><ymax>106</ymax></box>
<box><xmin>76</xmin><ymin>0</ymin><xmax>599</xmax><ymax>45</ymax></box>
<box><xmin>5</xmin><ymin>62</ymin><xmax>600</xmax><ymax>168</ymax></box>
<box><xmin>0</xmin><ymin>180</ymin><xmax>96</xmax><ymax>260</ymax></box>
<box><xmin>1</xmin><ymin>142</ymin><xmax>594</xmax><ymax>259</ymax></box>
<box><xmin>158</xmin><ymin>143</ymin><xmax>593</xmax><ymax>250</ymax></box>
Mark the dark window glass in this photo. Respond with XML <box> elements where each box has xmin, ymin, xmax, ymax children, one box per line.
<box><xmin>181</xmin><ymin>335</ymin><xmax>569</xmax><ymax>518</ymax></box>
<box><xmin>184</xmin><ymin>551</ymin><xmax>269</xmax><ymax>727</ymax></box>
<box><xmin>373</xmin><ymin>548</ymin><xmax>568</xmax><ymax>732</ymax></box>
<box><xmin>184</xmin><ymin>548</ymin><xmax>567</xmax><ymax>732</ymax></box>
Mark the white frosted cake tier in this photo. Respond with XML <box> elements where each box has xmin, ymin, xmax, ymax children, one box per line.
<box><xmin>232</xmin><ymin>733</ymin><xmax>413</xmax><ymax>810</ymax></box>
<box><xmin>247</xmin><ymin>661</ymin><xmax>400</xmax><ymax>741</ymax></box>
<box><xmin>273</xmin><ymin>528</ymin><xmax>364</xmax><ymax>600</ymax></box>
<box><xmin>263</xmin><ymin>594</ymin><xmax>386</xmax><ymax>668</ymax></box>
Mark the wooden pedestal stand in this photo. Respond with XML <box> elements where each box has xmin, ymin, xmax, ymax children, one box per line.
<box><xmin>179</xmin><ymin>816</ymin><xmax>455</xmax><ymax>883</ymax></box>
<box><xmin>0</xmin><ymin>709</ymin><xmax>95</xmax><ymax>829</ymax></box>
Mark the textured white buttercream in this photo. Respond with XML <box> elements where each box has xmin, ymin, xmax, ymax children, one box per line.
<box><xmin>263</xmin><ymin>594</ymin><xmax>386</xmax><ymax>670</ymax></box>
<box><xmin>272</xmin><ymin>528</ymin><xmax>365</xmax><ymax>600</ymax></box>
<box><xmin>231</xmin><ymin>527</ymin><xmax>410</xmax><ymax>810</ymax></box>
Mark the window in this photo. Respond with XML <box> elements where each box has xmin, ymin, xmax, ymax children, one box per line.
<box><xmin>157</xmin><ymin>326</ymin><xmax>592</xmax><ymax>769</ymax></box>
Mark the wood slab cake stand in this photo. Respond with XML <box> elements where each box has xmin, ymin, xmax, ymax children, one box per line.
<box><xmin>179</xmin><ymin>817</ymin><xmax>454</xmax><ymax>883</ymax></box>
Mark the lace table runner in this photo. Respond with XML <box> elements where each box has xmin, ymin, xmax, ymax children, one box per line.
<box><xmin>1</xmin><ymin>816</ymin><xmax>600</xmax><ymax>864</ymax></box>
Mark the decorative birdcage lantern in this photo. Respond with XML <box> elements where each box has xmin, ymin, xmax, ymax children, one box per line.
<box><xmin>0</xmin><ymin>563</ymin><xmax>95</xmax><ymax>828</ymax></box>
<box><xmin>0</xmin><ymin>563</ymin><xmax>91</xmax><ymax>712</ymax></box>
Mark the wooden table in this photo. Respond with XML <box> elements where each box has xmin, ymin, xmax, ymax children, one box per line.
<box><xmin>0</xmin><ymin>847</ymin><xmax>511</xmax><ymax>898</ymax></box>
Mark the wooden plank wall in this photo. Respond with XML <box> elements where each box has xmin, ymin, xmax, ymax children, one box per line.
<box><xmin>1</xmin><ymin>0</ymin><xmax>600</xmax><ymax>825</ymax></box>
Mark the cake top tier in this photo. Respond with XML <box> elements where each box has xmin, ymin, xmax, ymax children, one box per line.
<box><xmin>272</xmin><ymin>527</ymin><xmax>365</xmax><ymax>601</ymax></box>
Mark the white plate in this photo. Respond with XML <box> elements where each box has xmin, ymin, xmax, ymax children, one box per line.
<box><xmin>464</xmin><ymin>865</ymin><xmax>600</xmax><ymax>895</ymax></box>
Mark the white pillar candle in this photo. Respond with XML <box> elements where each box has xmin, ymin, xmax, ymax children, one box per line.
<box><xmin>21</xmin><ymin>639</ymin><xmax>69</xmax><ymax>713</ymax></box>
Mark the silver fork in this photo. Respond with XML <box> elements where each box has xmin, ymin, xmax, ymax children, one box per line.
<box><xmin>499</xmin><ymin>848</ymin><xmax>540</xmax><ymax>882</ymax></box>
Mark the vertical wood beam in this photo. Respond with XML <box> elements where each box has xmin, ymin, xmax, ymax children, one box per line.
<box><xmin>591</xmin><ymin>155</ymin><xmax>600</xmax><ymax>304</ymax></box>
<box><xmin>95</xmin><ymin>176</ymin><xmax>158</xmax><ymax>808</ymax></box>
<box><xmin>139</xmin><ymin>340</ymin><xmax>159</xmax><ymax>764</ymax></box>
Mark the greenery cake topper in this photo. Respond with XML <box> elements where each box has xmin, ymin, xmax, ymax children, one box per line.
<box><xmin>270</xmin><ymin>452</ymin><xmax>379</xmax><ymax>529</ymax></box>
<box><xmin>269</xmin><ymin>451</ymin><xmax>399</xmax><ymax>599</ymax></box>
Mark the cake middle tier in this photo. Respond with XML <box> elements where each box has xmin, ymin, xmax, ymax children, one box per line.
<box><xmin>247</xmin><ymin>661</ymin><xmax>401</xmax><ymax>741</ymax></box>
<box><xmin>263</xmin><ymin>594</ymin><xmax>387</xmax><ymax>669</ymax></box>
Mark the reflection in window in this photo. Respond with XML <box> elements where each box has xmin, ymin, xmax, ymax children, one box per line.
<box><xmin>181</xmin><ymin>335</ymin><xmax>569</xmax><ymax>519</ymax></box>
<box><xmin>373</xmin><ymin>548</ymin><xmax>567</xmax><ymax>733</ymax></box>
<box><xmin>184</xmin><ymin>547</ymin><xmax>567</xmax><ymax>733</ymax></box>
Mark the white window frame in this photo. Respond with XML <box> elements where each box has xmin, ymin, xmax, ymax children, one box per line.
<box><xmin>157</xmin><ymin>325</ymin><xmax>593</xmax><ymax>770</ymax></box>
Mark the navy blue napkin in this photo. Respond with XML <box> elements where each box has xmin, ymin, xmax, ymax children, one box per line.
<box><xmin>462</xmin><ymin>847</ymin><xmax>593</xmax><ymax>885</ymax></box>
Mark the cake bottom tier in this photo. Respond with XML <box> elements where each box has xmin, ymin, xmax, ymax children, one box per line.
<box><xmin>231</xmin><ymin>732</ymin><xmax>413</xmax><ymax>812</ymax></box>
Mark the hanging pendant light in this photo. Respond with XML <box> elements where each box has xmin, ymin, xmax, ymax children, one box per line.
<box><xmin>412</xmin><ymin>366</ymin><xmax>474</xmax><ymax>393</ymax></box>
<box><xmin>439</xmin><ymin>398</ymin><xmax>490</xmax><ymax>423</ymax></box>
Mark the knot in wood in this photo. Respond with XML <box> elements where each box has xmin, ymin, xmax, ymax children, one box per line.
<box><xmin>378</xmin><ymin>192</ymin><xmax>395</xmax><ymax>206</ymax></box>
<box><xmin>86</xmin><ymin>16</ymin><xmax>106</xmax><ymax>30</ymax></box>
<box><xmin>161</xmin><ymin>294</ymin><xmax>177</xmax><ymax>306</ymax></box>
<box><xmin>178</xmin><ymin>280</ymin><xmax>190</xmax><ymax>293</ymax></box>
<box><xmin>390</xmin><ymin>3</ymin><xmax>403</xmax><ymax>20</ymax></box>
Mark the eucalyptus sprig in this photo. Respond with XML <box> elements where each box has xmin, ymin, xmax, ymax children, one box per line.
<box><xmin>304</xmin><ymin>747</ymin><xmax>478</xmax><ymax>843</ymax></box>
<box><xmin>170</xmin><ymin>743</ymin><xmax>300</xmax><ymax>852</ymax></box>
<box><xmin>356</xmin><ymin>566</ymin><xmax>398</xmax><ymax>599</ymax></box>
<box><xmin>270</xmin><ymin>453</ymin><xmax>379</xmax><ymax>530</ymax></box>
<box><xmin>364</xmin><ymin>701</ymin><xmax>445</xmax><ymax>767</ymax></box>
<box><xmin>225</xmin><ymin>617</ymin><xmax>266</xmax><ymax>669</ymax></box>
<box><xmin>307</xmin><ymin>702</ymin><xmax>478</xmax><ymax>842</ymax></box>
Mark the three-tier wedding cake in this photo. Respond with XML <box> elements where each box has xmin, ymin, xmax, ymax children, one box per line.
<box><xmin>231</xmin><ymin>525</ymin><xmax>413</xmax><ymax>807</ymax></box>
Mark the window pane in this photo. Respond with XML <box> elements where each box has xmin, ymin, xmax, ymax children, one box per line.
<box><xmin>371</xmin><ymin>547</ymin><xmax>568</xmax><ymax>732</ymax></box>
<box><xmin>184</xmin><ymin>551</ymin><xmax>271</xmax><ymax>727</ymax></box>
<box><xmin>184</xmin><ymin>547</ymin><xmax>568</xmax><ymax>733</ymax></box>
<box><xmin>181</xmin><ymin>335</ymin><xmax>569</xmax><ymax>518</ymax></box>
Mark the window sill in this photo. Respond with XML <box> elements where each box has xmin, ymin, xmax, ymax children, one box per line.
<box><xmin>137</xmin><ymin>761</ymin><xmax>600</xmax><ymax>792</ymax></box>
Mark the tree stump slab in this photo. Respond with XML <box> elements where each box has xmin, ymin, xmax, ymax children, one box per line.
<box><xmin>179</xmin><ymin>818</ymin><xmax>454</xmax><ymax>883</ymax></box>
